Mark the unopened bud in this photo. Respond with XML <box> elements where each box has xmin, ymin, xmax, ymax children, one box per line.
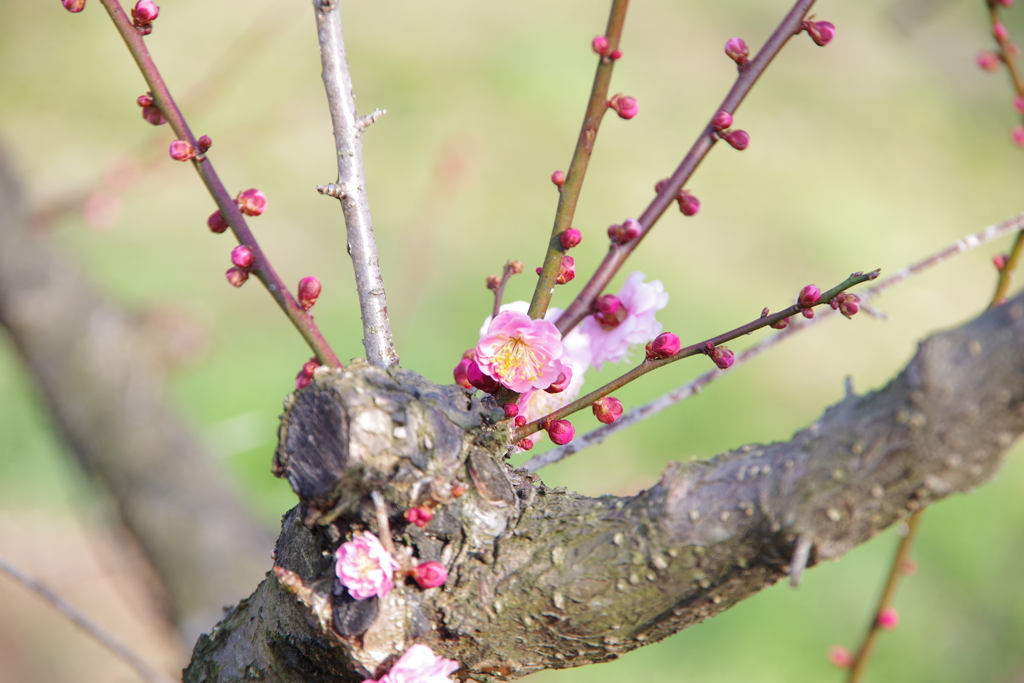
<box><xmin>592</xmin><ymin>35</ymin><xmax>611</xmax><ymax>55</ymax></box>
<box><xmin>709</xmin><ymin>345</ymin><xmax>735</xmax><ymax>370</ymax></box>
<box><xmin>197</xmin><ymin>135</ymin><xmax>212</xmax><ymax>153</ymax></box>
<box><xmin>404</xmin><ymin>507</ymin><xmax>434</xmax><ymax>529</ymax></box>
<box><xmin>235</xmin><ymin>188</ymin><xmax>267</xmax><ymax>217</ymax></box>
<box><xmin>832</xmin><ymin>292</ymin><xmax>861</xmax><ymax>318</ymax></box>
<box><xmin>516</xmin><ymin>438</ymin><xmax>534</xmax><ymax>451</ymax></box>
<box><xmin>993</xmin><ymin>253</ymin><xmax>1009</xmax><ymax>271</ymax></box>
<box><xmin>207</xmin><ymin>210</ymin><xmax>229</xmax><ymax>234</ymax></box>
<box><xmin>722</xmin><ymin>129</ymin><xmax>750</xmax><ymax>150</ymax></box>
<box><xmin>828</xmin><ymin>646</ymin><xmax>854</xmax><ymax>669</ymax></box>
<box><xmin>876</xmin><ymin>607</ymin><xmax>899</xmax><ymax>630</ymax></box>
<box><xmin>977</xmin><ymin>51</ymin><xmax>1000</xmax><ymax>72</ymax></box>
<box><xmin>141</xmin><ymin>104</ymin><xmax>166</xmax><ymax>126</ymax></box>
<box><xmin>503</xmin><ymin>402</ymin><xmax>519</xmax><ymax>418</ymax></box>
<box><xmin>1013</xmin><ymin>125</ymin><xmax>1024</xmax><ymax>147</ymax></box>
<box><xmin>486</xmin><ymin>274</ymin><xmax>501</xmax><ymax>291</ymax></box>
<box><xmin>997</xmin><ymin>0</ymin><xmax>1014</xmax><ymax>6</ymax></box>
<box><xmin>621</xmin><ymin>218</ymin><xmax>642</xmax><ymax>241</ymax></box>
<box><xmin>295</xmin><ymin>360</ymin><xmax>318</xmax><ymax>390</ymax></box>
<box><xmin>453</xmin><ymin>358</ymin><xmax>473</xmax><ymax>389</ymax></box>
<box><xmin>711</xmin><ymin>110</ymin><xmax>733</xmax><ymax>131</ymax></box>
<box><xmin>63</xmin><ymin>0</ymin><xmax>87</xmax><ymax>12</ymax></box>
<box><xmin>646</xmin><ymin>332</ymin><xmax>681</xmax><ymax>360</ymax></box>
<box><xmin>231</xmin><ymin>245</ymin><xmax>255</xmax><ymax>268</ymax></box>
<box><xmin>169</xmin><ymin>140</ymin><xmax>196</xmax><ymax>161</ymax></box>
<box><xmin>136</xmin><ymin>94</ymin><xmax>154</xmax><ymax>108</ymax></box>
<box><xmin>994</xmin><ymin>22</ymin><xmax>1010</xmax><ymax>42</ymax></box>
<box><xmin>593</xmin><ymin>293</ymin><xmax>627</xmax><ymax>328</ymax></box>
<box><xmin>592</xmin><ymin>396</ymin><xmax>624</xmax><ymax>424</ymax></box>
<box><xmin>225</xmin><ymin>266</ymin><xmax>249</xmax><ymax>288</ymax></box>
<box><xmin>677</xmin><ymin>191</ymin><xmax>700</xmax><ymax>217</ymax></box>
<box><xmin>298</xmin><ymin>276</ymin><xmax>321</xmax><ymax>311</ymax></box>
<box><xmin>724</xmin><ymin>37</ymin><xmax>750</xmax><ymax>65</ymax></box>
<box><xmin>798</xmin><ymin>284</ymin><xmax>822</xmax><ymax>308</ymax></box>
<box><xmin>514</xmin><ymin>415</ymin><xmax>527</xmax><ymax>428</ymax></box>
<box><xmin>555</xmin><ymin>256</ymin><xmax>576</xmax><ymax>284</ymax></box>
<box><xmin>654</xmin><ymin>178</ymin><xmax>669</xmax><ymax>193</ymax></box>
<box><xmin>412</xmin><ymin>561</ymin><xmax>447</xmax><ymax>589</ymax></box>
<box><xmin>801</xmin><ymin>308</ymin><xmax>815</xmax><ymax>319</ymax></box>
<box><xmin>131</xmin><ymin>0</ymin><xmax>159</xmax><ymax>27</ymax></box>
<box><xmin>608</xmin><ymin>94</ymin><xmax>639</xmax><ymax>120</ymax></box>
<box><xmin>466</xmin><ymin>361</ymin><xmax>501</xmax><ymax>393</ymax></box>
<box><xmin>551</xmin><ymin>170</ymin><xmax>566</xmax><ymax>187</ymax></box>
<box><xmin>544</xmin><ymin>368</ymin><xmax>573</xmax><ymax>394</ymax></box>
<box><xmin>1015</xmin><ymin>96</ymin><xmax>1024</xmax><ymax>114</ymax></box>
<box><xmin>509</xmin><ymin>260</ymin><xmax>524</xmax><ymax>274</ymax></box>
<box><xmin>770</xmin><ymin>317</ymin><xmax>791</xmax><ymax>330</ymax></box>
<box><xmin>610</xmin><ymin>49</ymin><xmax>622</xmax><ymax>60</ymax></box>
<box><xmin>545</xmin><ymin>419</ymin><xmax>575</xmax><ymax>446</ymax></box>
<box><xmin>804</xmin><ymin>20</ymin><xmax>836</xmax><ymax>47</ymax></box>
<box><xmin>560</xmin><ymin>228</ymin><xmax>582</xmax><ymax>249</ymax></box>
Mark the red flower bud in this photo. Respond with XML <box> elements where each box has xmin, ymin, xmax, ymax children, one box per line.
<box><xmin>711</xmin><ymin>111</ymin><xmax>733</xmax><ymax>131</ymax></box>
<box><xmin>832</xmin><ymin>292</ymin><xmax>861</xmax><ymax>318</ymax></box>
<box><xmin>544</xmin><ymin>368</ymin><xmax>573</xmax><ymax>394</ymax></box>
<box><xmin>412</xmin><ymin>561</ymin><xmax>447</xmax><ymax>589</ymax></box>
<box><xmin>514</xmin><ymin>415</ymin><xmax>527</xmax><ymax>428</ymax></box>
<box><xmin>646</xmin><ymin>332</ymin><xmax>681</xmax><ymax>360</ymax></box>
<box><xmin>592</xmin><ymin>35</ymin><xmax>610</xmax><ymax>55</ymax></box>
<box><xmin>453</xmin><ymin>358</ymin><xmax>474</xmax><ymax>389</ymax></box>
<box><xmin>466</xmin><ymin>361</ymin><xmax>501</xmax><ymax>394</ymax></box>
<box><xmin>231</xmin><ymin>245</ymin><xmax>255</xmax><ymax>269</ymax></box>
<box><xmin>770</xmin><ymin>317</ymin><xmax>791</xmax><ymax>330</ymax></box>
<box><xmin>610</xmin><ymin>49</ymin><xmax>622</xmax><ymax>60</ymax></box>
<box><xmin>503</xmin><ymin>402</ymin><xmax>519</xmax><ymax>418</ymax></box>
<box><xmin>197</xmin><ymin>135</ymin><xmax>212</xmax><ymax>153</ymax></box>
<box><xmin>551</xmin><ymin>170</ymin><xmax>566</xmax><ymax>187</ymax></box>
<box><xmin>298</xmin><ymin>276</ymin><xmax>321</xmax><ymax>311</ymax></box>
<box><xmin>169</xmin><ymin>140</ymin><xmax>196</xmax><ymax>161</ymax></box>
<box><xmin>545</xmin><ymin>419</ymin><xmax>575</xmax><ymax>446</ymax></box>
<box><xmin>63</xmin><ymin>0</ymin><xmax>86</xmax><ymax>12</ymax></box>
<box><xmin>225</xmin><ymin>266</ymin><xmax>249</xmax><ymax>288</ymax></box>
<box><xmin>404</xmin><ymin>507</ymin><xmax>434</xmax><ymax>529</ymax></box>
<box><xmin>560</xmin><ymin>228</ymin><xmax>582</xmax><ymax>250</ymax></box>
<box><xmin>977</xmin><ymin>51</ymin><xmax>1000</xmax><ymax>72</ymax></box>
<box><xmin>136</xmin><ymin>94</ymin><xmax>154</xmax><ymax>108</ymax></box>
<box><xmin>141</xmin><ymin>105</ymin><xmax>166</xmax><ymax>126</ymax></box>
<box><xmin>724</xmin><ymin>37</ymin><xmax>750</xmax><ymax>65</ymax></box>
<box><xmin>592</xmin><ymin>396</ymin><xmax>624</xmax><ymax>424</ymax></box>
<box><xmin>608</xmin><ymin>94</ymin><xmax>639</xmax><ymax>119</ymax></box>
<box><xmin>235</xmin><ymin>188</ymin><xmax>267</xmax><ymax>217</ymax></box>
<box><xmin>293</xmin><ymin>359</ymin><xmax>318</xmax><ymax>390</ymax></box>
<box><xmin>555</xmin><ymin>256</ymin><xmax>576</xmax><ymax>284</ymax></box>
<box><xmin>722</xmin><ymin>129</ymin><xmax>750</xmax><ymax>151</ymax></box>
<box><xmin>677</xmin><ymin>191</ymin><xmax>700</xmax><ymax>217</ymax></box>
<box><xmin>207</xmin><ymin>210</ymin><xmax>229</xmax><ymax>234</ymax></box>
<box><xmin>709</xmin><ymin>345</ymin><xmax>735</xmax><ymax>370</ymax></box>
<box><xmin>798</xmin><ymin>284</ymin><xmax>822</xmax><ymax>308</ymax></box>
<box><xmin>804</xmin><ymin>20</ymin><xmax>836</xmax><ymax>47</ymax></box>
<box><xmin>516</xmin><ymin>438</ymin><xmax>534</xmax><ymax>450</ymax></box>
<box><xmin>131</xmin><ymin>0</ymin><xmax>159</xmax><ymax>27</ymax></box>
<box><xmin>594</xmin><ymin>294</ymin><xmax>627</xmax><ymax>329</ymax></box>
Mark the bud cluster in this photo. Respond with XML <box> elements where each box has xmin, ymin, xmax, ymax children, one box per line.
<box><xmin>591</xmin><ymin>35</ymin><xmax>622</xmax><ymax>61</ymax></box>
<box><xmin>830</xmin><ymin>291</ymin><xmax>861</xmax><ymax>318</ymax></box>
<box><xmin>136</xmin><ymin>92</ymin><xmax>166</xmax><ymax>126</ymax></box>
<box><xmin>608</xmin><ymin>218</ymin><xmax>642</xmax><ymax>245</ymax></box>
<box><xmin>226</xmin><ymin>245</ymin><xmax>255</xmax><ymax>288</ymax></box>
<box><xmin>654</xmin><ymin>179</ymin><xmax>701</xmax><ymax>216</ymax></box>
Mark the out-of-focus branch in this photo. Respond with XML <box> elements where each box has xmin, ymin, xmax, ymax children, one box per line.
<box><xmin>0</xmin><ymin>148</ymin><xmax>276</xmax><ymax>644</ymax></box>
<box><xmin>312</xmin><ymin>0</ymin><xmax>399</xmax><ymax>368</ymax></box>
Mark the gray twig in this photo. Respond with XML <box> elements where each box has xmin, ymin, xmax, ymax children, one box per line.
<box><xmin>312</xmin><ymin>0</ymin><xmax>399</xmax><ymax>368</ymax></box>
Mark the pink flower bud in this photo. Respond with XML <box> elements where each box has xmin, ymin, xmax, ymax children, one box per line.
<box><xmin>516</xmin><ymin>438</ymin><xmax>534</xmax><ymax>450</ymax></box>
<box><xmin>136</xmin><ymin>94</ymin><xmax>154</xmax><ymax>108</ymax></box>
<box><xmin>235</xmin><ymin>188</ymin><xmax>267</xmax><ymax>217</ymax></box>
<box><xmin>503</xmin><ymin>402</ymin><xmax>519</xmax><ymax>418</ymax></box>
<box><xmin>197</xmin><ymin>135</ymin><xmax>212</xmax><ymax>153</ymax></box>
<box><xmin>412</xmin><ymin>561</ymin><xmax>447</xmax><ymax>589</ymax></box>
<box><xmin>831</xmin><ymin>292</ymin><xmax>861</xmax><ymax>318</ymax></box>
<box><xmin>994</xmin><ymin>22</ymin><xmax>1010</xmax><ymax>42</ymax></box>
<box><xmin>231</xmin><ymin>245</ymin><xmax>255</xmax><ymax>268</ymax></box>
<box><xmin>709</xmin><ymin>345</ymin><xmax>735</xmax><ymax>370</ymax></box>
<box><xmin>207</xmin><ymin>210</ymin><xmax>229</xmax><ymax>234</ymax></box>
<box><xmin>621</xmin><ymin>218</ymin><xmax>642</xmax><ymax>240</ymax></box>
<box><xmin>654</xmin><ymin>178</ymin><xmax>668</xmax><ymax>193</ymax></box>
<box><xmin>646</xmin><ymin>332</ymin><xmax>681</xmax><ymax>360</ymax></box>
<box><xmin>977</xmin><ymin>51</ymin><xmax>1001</xmax><ymax>72</ymax></box>
<box><xmin>404</xmin><ymin>506</ymin><xmax>434</xmax><ymax>528</ymax></box>
<box><xmin>141</xmin><ymin>105</ymin><xmax>166</xmax><ymax>126</ymax></box>
<box><xmin>466</xmin><ymin>361</ymin><xmax>501</xmax><ymax>393</ymax></box>
<box><xmin>994</xmin><ymin>253</ymin><xmax>1009</xmax><ymax>271</ymax></box>
<box><xmin>876</xmin><ymin>607</ymin><xmax>899</xmax><ymax>630</ymax></box>
<box><xmin>1013</xmin><ymin>125</ymin><xmax>1024</xmax><ymax>146</ymax></box>
<box><xmin>544</xmin><ymin>368</ymin><xmax>573</xmax><ymax>394</ymax></box>
<box><xmin>798</xmin><ymin>284</ymin><xmax>822</xmax><ymax>308</ymax></box>
<box><xmin>514</xmin><ymin>415</ymin><xmax>527</xmax><ymax>428</ymax></box>
<box><xmin>225</xmin><ymin>266</ymin><xmax>249</xmax><ymax>288</ymax></box>
<box><xmin>555</xmin><ymin>256</ymin><xmax>576</xmax><ymax>284</ymax></box>
<box><xmin>828</xmin><ymin>646</ymin><xmax>854</xmax><ymax>668</ymax></box>
<box><xmin>724</xmin><ymin>37</ymin><xmax>750</xmax><ymax>65</ymax></box>
<box><xmin>711</xmin><ymin>110</ymin><xmax>733</xmax><ymax>131</ymax></box>
<box><xmin>610</xmin><ymin>49</ymin><xmax>622</xmax><ymax>60</ymax></box>
<box><xmin>169</xmin><ymin>140</ymin><xmax>196</xmax><ymax>161</ymax></box>
<box><xmin>551</xmin><ymin>170</ymin><xmax>566</xmax><ymax>187</ymax></box>
<box><xmin>801</xmin><ymin>307</ymin><xmax>815</xmax><ymax>319</ymax></box>
<box><xmin>545</xmin><ymin>419</ymin><xmax>575</xmax><ymax>446</ymax></box>
<box><xmin>805</xmin><ymin>20</ymin><xmax>836</xmax><ymax>47</ymax></box>
<box><xmin>453</xmin><ymin>358</ymin><xmax>474</xmax><ymax>389</ymax></box>
<box><xmin>560</xmin><ymin>228</ymin><xmax>582</xmax><ymax>249</ymax></box>
<box><xmin>593</xmin><ymin>294</ymin><xmax>628</xmax><ymax>328</ymax></box>
<box><xmin>997</xmin><ymin>0</ymin><xmax>1014</xmax><ymax>6</ymax></box>
<box><xmin>1015</xmin><ymin>96</ymin><xmax>1024</xmax><ymax>114</ymax></box>
<box><xmin>677</xmin><ymin>191</ymin><xmax>700</xmax><ymax>217</ymax></box>
<box><xmin>592</xmin><ymin>396</ymin><xmax>624</xmax><ymax>424</ymax></box>
<box><xmin>770</xmin><ymin>317</ymin><xmax>790</xmax><ymax>330</ymax></box>
<box><xmin>131</xmin><ymin>0</ymin><xmax>159</xmax><ymax>27</ymax></box>
<box><xmin>298</xmin><ymin>276</ymin><xmax>321</xmax><ymax>311</ymax></box>
<box><xmin>592</xmin><ymin>35</ymin><xmax>610</xmax><ymax>55</ymax></box>
<box><xmin>608</xmin><ymin>94</ymin><xmax>639</xmax><ymax>119</ymax></box>
<box><xmin>722</xmin><ymin>129</ymin><xmax>750</xmax><ymax>150</ymax></box>
<box><xmin>63</xmin><ymin>0</ymin><xmax>86</xmax><ymax>12</ymax></box>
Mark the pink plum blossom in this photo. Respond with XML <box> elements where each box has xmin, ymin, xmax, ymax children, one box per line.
<box><xmin>476</xmin><ymin>309</ymin><xmax>564</xmax><ymax>393</ymax></box>
<box><xmin>362</xmin><ymin>644</ymin><xmax>460</xmax><ymax>683</ymax></box>
<box><xmin>580</xmin><ymin>272</ymin><xmax>669</xmax><ymax>370</ymax></box>
<box><xmin>335</xmin><ymin>531</ymin><xmax>400</xmax><ymax>601</ymax></box>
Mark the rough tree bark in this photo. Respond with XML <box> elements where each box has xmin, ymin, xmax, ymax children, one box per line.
<box><xmin>184</xmin><ymin>291</ymin><xmax>1024</xmax><ymax>683</ymax></box>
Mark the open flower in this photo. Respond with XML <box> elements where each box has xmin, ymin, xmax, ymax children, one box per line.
<box><xmin>580</xmin><ymin>272</ymin><xmax>669</xmax><ymax>370</ymax></box>
<box><xmin>335</xmin><ymin>531</ymin><xmax>400</xmax><ymax>601</ymax></box>
<box><xmin>363</xmin><ymin>644</ymin><xmax>460</xmax><ymax>683</ymax></box>
<box><xmin>476</xmin><ymin>309</ymin><xmax>564</xmax><ymax>392</ymax></box>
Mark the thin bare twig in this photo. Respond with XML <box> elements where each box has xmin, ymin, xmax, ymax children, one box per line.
<box><xmin>0</xmin><ymin>554</ymin><xmax>178</xmax><ymax>683</ymax></box>
<box><xmin>523</xmin><ymin>212</ymin><xmax>1024</xmax><ymax>471</ymax></box>
<box><xmin>312</xmin><ymin>0</ymin><xmax>399</xmax><ymax>368</ymax></box>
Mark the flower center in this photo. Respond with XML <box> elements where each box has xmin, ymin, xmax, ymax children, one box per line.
<box><xmin>493</xmin><ymin>337</ymin><xmax>541</xmax><ymax>382</ymax></box>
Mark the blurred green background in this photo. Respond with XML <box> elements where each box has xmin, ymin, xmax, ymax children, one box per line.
<box><xmin>1</xmin><ymin>0</ymin><xmax>1023</xmax><ymax>681</ymax></box>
